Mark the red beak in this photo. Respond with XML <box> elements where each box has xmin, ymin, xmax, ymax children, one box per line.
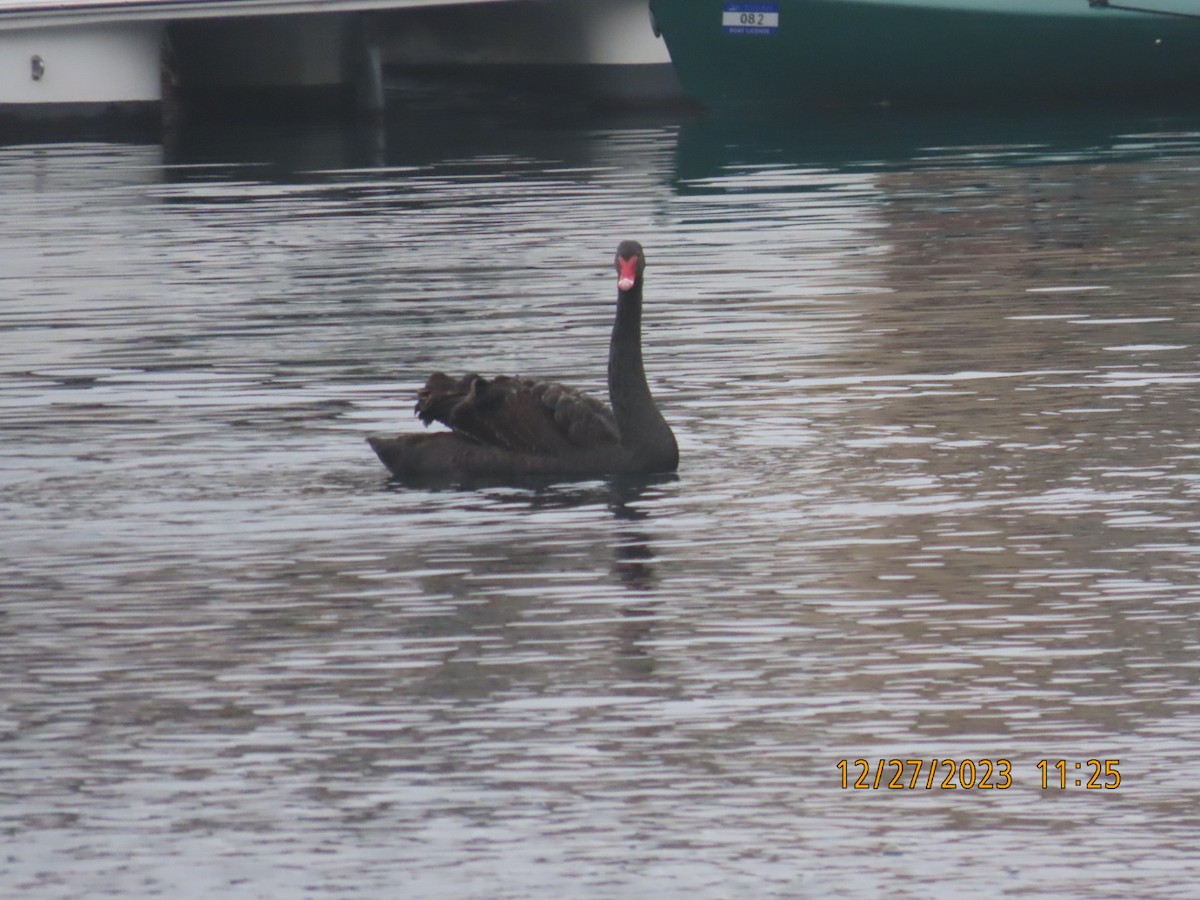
<box><xmin>617</xmin><ymin>255</ymin><xmax>639</xmax><ymax>292</ymax></box>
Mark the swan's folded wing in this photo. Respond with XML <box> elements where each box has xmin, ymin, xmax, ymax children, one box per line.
<box><xmin>415</xmin><ymin>373</ymin><xmax>620</xmax><ymax>454</ymax></box>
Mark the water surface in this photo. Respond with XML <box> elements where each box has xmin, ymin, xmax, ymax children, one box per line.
<box><xmin>4</xmin><ymin>103</ymin><xmax>1200</xmax><ymax>897</ymax></box>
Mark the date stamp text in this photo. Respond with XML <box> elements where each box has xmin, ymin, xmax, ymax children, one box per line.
<box><xmin>836</xmin><ymin>758</ymin><xmax>1121</xmax><ymax>790</ymax></box>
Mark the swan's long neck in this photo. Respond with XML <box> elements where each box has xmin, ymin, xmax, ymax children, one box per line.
<box><xmin>608</xmin><ymin>283</ymin><xmax>677</xmax><ymax>465</ymax></box>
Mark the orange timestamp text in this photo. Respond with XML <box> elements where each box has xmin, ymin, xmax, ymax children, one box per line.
<box><xmin>837</xmin><ymin>758</ymin><xmax>1122</xmax><ymax>790</ymax></box>
<box><xmin>838</xmin><ymin>758</ymin><xmax>1012</xmax><ymax>790</ymax></box>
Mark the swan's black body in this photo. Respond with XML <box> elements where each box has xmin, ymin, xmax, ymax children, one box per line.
<box><xmin>368</xmin><ymin>241</ymin><xmax>677</xmax><ymax>481</ymax></box>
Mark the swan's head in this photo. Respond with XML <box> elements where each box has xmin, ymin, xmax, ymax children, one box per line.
<box><xmin>615</xmin><ymin>240</ymin><xmax>645</xmax><ymax>292</ymax></box>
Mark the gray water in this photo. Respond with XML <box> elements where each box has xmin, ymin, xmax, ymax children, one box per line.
<box><xmin>4</xmin><ymin>104</ymin><xmax>1200</xmax><ymax>897</ymax></box>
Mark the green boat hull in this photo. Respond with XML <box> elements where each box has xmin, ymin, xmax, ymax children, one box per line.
<box><xmin>649</xmin><ymin>0</ymin><xmax>1200</xmax><ymax>109</ymax></box>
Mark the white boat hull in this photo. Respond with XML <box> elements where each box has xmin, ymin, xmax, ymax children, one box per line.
<box><xmin>0</xmin><ymin>22</ymin><xmax>162</xmax><ymax>109</ymax></box>
<box><xmin>0</xmin><ymin>0</ymin><xmax>676</xmax><ymax>116</ymax></box>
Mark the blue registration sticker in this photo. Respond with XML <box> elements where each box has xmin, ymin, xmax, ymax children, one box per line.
<box><xmin>722</xmin><ymin>2</ymin><xmax>780</xmax><ymax>36</ymax></box>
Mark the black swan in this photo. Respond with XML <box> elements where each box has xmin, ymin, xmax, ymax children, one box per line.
<box><xmin>368</xmin><ymin>240</ymin><xmax>678</xmax><ymax>481</ymax></box>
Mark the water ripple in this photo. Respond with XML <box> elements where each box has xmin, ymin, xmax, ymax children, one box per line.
<box><xmin>4</xmin><ymin>111</ymin><xmax>1200</xmax><ymax>896</ymax></box>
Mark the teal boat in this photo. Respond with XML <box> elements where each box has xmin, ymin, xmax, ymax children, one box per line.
<box><xmin>648</xmin><ymin>0</ymin><xmax>1200</xmax><ymax>108</ymax></box>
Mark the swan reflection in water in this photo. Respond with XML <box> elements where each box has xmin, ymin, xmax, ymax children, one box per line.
<box><xmin>382</xmin><ymin>471</ymin><xmax>673</xmax><ymax>593</ymax></box>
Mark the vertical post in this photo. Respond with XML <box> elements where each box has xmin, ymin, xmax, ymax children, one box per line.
<box><xmin>354</xmin><ymin>13</ymin><xmax>385</xmax><ymax>120</ymax></box>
